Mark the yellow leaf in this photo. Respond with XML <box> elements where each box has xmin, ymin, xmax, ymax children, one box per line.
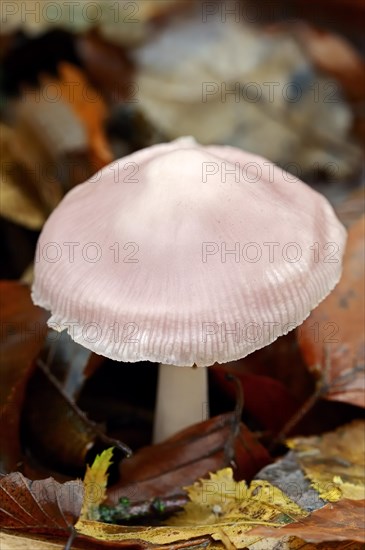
<box><xmin>75</xmin><ymin>468</ymin><xmax>308</xmax><ymax>549</ymax></box>
<box><xmin>80</xmin><ymin>447</ymin><xmax>114</xmax><ymax>521</ymax></box>
<box><xmin>74</xmin><ymin>423</ymin><xmax>365</xmax><ymax>548</ymax></box>
<box><xmin>287</xmin><ymin>420</ymin><xmax>365</xmax><ymax>501</ymax></box>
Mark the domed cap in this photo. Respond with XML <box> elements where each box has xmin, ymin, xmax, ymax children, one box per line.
<box><xmin>32</xmin><ymin>137</ymin><xmax>346</xmax><ymax>366</ymax></box>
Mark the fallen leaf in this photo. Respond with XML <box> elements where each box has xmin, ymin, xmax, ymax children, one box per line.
<box><xmin>0</xmin><ymin>530</ymin><xmax>163</xmax><ymax>550</ymax></box>
<box><xmin>76</xmin><ymin>468</ymin><xmax>307</xmax><ymax>548</ymax></box>
<box><xmin>0</xmin><ymin>281</ymin><xmax>48</xmax><ymax>473</ymax></box>
<box><xmin>212</xmin><ymin>367</ymin><xmax>299</xmax><ymax>434</ymax></box>
<box><xmin>22</xmin><ymin>355</ymin><xmax>131</xmax><ymax>477</ymax></box>
<box><xmin>20</xmin><ymin>329</ymin><xmax>101</xmax><ymax>475</ymax></box>
<box><xmin>2</xmin><ymin>528</ymin><xmax>364</xmax><ymax>550</ymax></box>
<box><xmin>287</xmin><ymin>420</ymin><xmax>365</xmax><ymax>501</ymax></box>
<box><xmin>1</xmin><ymin>532</ymin><xmax>65</xmax><ymax>550</ymax></box>
<box><xmin>22</xmin><ymin>364</ymin><xmax>102</xmax><ymax>474</ymax></box>
<box><xmin>108</xmin><ymin>412</ymin><xmax>271</xmax><ymax>505</ymax></box>
<box><xmin>0</xmin><ymin>472</ymin><xmax>83</xmax><ymax>534</ymax></box>
<box><xmin>0</xmin><ymin>280</ymin><xmax>126</xmax><ymax>477</ymax></box>
<box><xmin>173</xmin><ymin>467</ymin><xmax>306</xmax><ymax>525</ymax></box>
<box><xmin>4</xmin><ymin>424</ymin><xmax>363</xmax><ymax>549</ymax></box>
<box><xmin>81</xmin><ymin>449</ymin><xmax>114</xmax><ymax>521</ymax></box>
<box><xmin>250</xmin><ymin>498</ymin><xmax>365</xmax><ymax>543</ymax></box>
<box><xmin>255</xmin><ymin>451</ymin><xmax>326</xmax><ymax>512</ymax></box>
<box><xmin>298</xmin><ymin>216</ymin><xmax>365</xmax><ymax>407</ymax></box>
<box><xmin>0</xmin><ymin>472</ymin><xmax>149</xmax><ymax>548</ymax></box>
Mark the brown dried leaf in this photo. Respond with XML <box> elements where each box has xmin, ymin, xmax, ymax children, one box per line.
<box><xmin>0</xmin><ymin>281</ymin><xmax>48</xmax><ymax>472</ymax></box>
<box><xmin>298</xmin><ymin>216</ymin><xmax>365</xmax><ymax>407</ymax></box>
<box><xmin>212</xmin><ymin>366</ymin><xmax>299</xmax><ymax>434</ymax></box>
<box><xmin>287</xmin><ymin>420</ymin><xmax>365</xmax><ymax>501</ymax></box>
<box><xmin>0</xmin><ymin>280</ymin><xmax>114</xmax><ymax>476</ymax></box>
<box><xmin>22</xmin><ymin>364</ymin><xmax>100</xmax><ymax>474</ymax></box>
<box><xmin>77</xmin><ymin>467</ymin><xmax>308</xmax><ymax>549</ymax></box>
<box><xmin>0</xmin><ymin>472</ymin><xmax>83</xmax><ymax>534</ymax></box>
<box><xmin>22</xmin><ymin>353</ymin><xmax>131</xmax><ymax>476</ymax></box>
<box><xmin>250</xmin><ymin>498</ymin><xmax>365</xmax><ymax>543</ymax></box>
<box><xmin>108</xmin><ymin>413</ymin><xmax>271</xmax><ymax>505</ymax></box>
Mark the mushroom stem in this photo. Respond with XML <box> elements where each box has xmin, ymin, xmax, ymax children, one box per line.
<box><xmin>153</xmin><ymin>364</ymin><xmax>209</xmax><ymax>443</ymax></box>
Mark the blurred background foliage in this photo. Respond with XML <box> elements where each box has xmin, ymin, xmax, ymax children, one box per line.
<box><xmin>1</xmin><ymin>0</ymin><xmax>364</xmax><ymax>279</ymax></box>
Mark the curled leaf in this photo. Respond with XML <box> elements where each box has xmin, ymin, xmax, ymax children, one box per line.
<box><xmin>108</xmin><ymin>412</ymin><xmax>271</xmax><ymax>505</ymax></box>
<box><xmin>0</xmin><ymin>281</ymin><xmax>48</xmax><ymax>473</ymax></box>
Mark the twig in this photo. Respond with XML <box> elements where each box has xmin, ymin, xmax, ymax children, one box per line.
<box><xmin>64</xmin><ymin>525</ymin><xmax>77</xmax><ymax>550</ymax></box>
<box><xmin>36</xmin><ymin>358</ymin><xmax>132</xmax><ymax>458</ymax></box>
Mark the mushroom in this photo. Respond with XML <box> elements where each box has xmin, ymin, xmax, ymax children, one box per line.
<box><xmin>32</xmin><ymin>137</ymin><xmax>346</xmax><ymax>443</ymax></box>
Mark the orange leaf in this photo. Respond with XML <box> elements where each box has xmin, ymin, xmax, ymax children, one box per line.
<box><xmin>298</xmin><ymin>216</ymin><xmax>365</xmax><ymax>407</ymax></box>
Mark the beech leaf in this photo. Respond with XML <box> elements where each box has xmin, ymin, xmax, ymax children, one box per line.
<box><xmin>75</xmin><ymin>469</ymin><xmax>307</xmax><ymax>548</ymax></box>
<box><xmin>0</xmin><ymin>472</ymin><xmax>83</xmax><ymax>533</ymax></box>
<box><xmin>250</xmin><ymin>498</ymin><xmax>365</xmax><ymax>544</ymax></box>
<box><xmin>108</xmin><ymin>411</ymin><xmax>271</xmax><ymax>505</ymax></box>
<box><xmin>0</xmin><ymin>281</ymin><xmax>48</xmax><ymax>473</ymax></box>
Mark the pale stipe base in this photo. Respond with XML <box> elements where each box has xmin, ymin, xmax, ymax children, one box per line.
<box><xmin>153</xmin><ymin>364</ymin><xmax>209</xmax><ymax>443</ymax></box>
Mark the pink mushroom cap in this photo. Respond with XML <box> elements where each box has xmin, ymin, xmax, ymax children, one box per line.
<box><xmin>32</xmin><ymin>137</ymin><xmax>346</xmax><ymax>366</ymax></box>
